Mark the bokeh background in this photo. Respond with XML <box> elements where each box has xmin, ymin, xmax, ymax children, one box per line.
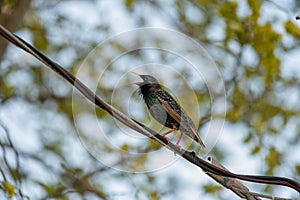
<box><xmin>0</xmin><ymin>0</ymin><xmax>300</xmax><ymax>199</ymax></box>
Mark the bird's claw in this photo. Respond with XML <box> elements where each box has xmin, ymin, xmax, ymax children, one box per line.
<box><xmin>173</xmin><ymin>144</ymin><xmax>182</xmax><ymax>156</ymax></box>
<box><xmin>162</xmin><ymin>136</ymin><xmax>171</xmax><ymax>144</ymax></box>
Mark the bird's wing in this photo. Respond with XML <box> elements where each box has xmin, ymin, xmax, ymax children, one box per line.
<box><xmin>158</xmin><ymin>95</ymin><xmax>206</xmax><ymax>148</ymax></box>
<box><xmin>157</xmin><ymin>95</ymin><xmax>185</xmax><ymax>128</ymax></box>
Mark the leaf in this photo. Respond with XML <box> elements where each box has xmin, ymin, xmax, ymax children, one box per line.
<box><xmin>285</xmin><ymin>21</ymin><xmax>300</xmax><ymax>38</ymax></box>
<box><xmin>296</xmin><ymin>165</ymin><xmax>300</xmax><ymax>175</ymax></box>
<box><xmin>244</xmin><ymin>133</ymin><xmax>253</xmax><ymax>143</ymax></box>
<box><xmin>265</xmin><ymin>147</ymin><xmax>282</xmax><ymax>175</ymax></box>
<box><xmin>150</xmin><ymin>191</ymin><xmax>160</xmax><ymax>200</ymax></box>
<box><xmin>1</xmin><ymin>80</ymin><xmax>15</xmax><ymax>99</ymax></box>
<box><xmin>121</xmin><ymin>144</ymin><xmax>130</xmax><ymax>151</ymax></box>
<box><xmin>251</xmin><ymin>145</ymin><xmax>261</xmax><ymax>155</ymax></box>
<box><xmin>203</xmin><ymin>184</ymin><xmax>223</xmax><ymax>193</ymax></box>
<box><xmin>1</xmin><ymin>181</ymin><xmax>16</xmax><ymax>198</ymax></box>
<box><xmin>125</xmin><ymin>0</ymin><xmax>136</xmax><ymax>8</ymax></box>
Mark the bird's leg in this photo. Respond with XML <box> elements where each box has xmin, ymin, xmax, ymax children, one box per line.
<box><xmin>176</xmin><ymin>133</ymin><xmax>183</xmax><ymax>146</ymax></box>
<box><xmin>172</xmin><ymin>133</ymin><xmax>183</xmax><ymax>156</ymax></box>
<box><xmin>161</xmin><ymin>128</ymin><xmax>176</xmax><ymax>137</ymax></box>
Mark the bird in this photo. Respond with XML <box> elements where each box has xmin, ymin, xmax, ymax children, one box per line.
<box><xmin>131</xmin><ymin>72</ymin><xmax>205</xmax><ymax>148</ymax></box>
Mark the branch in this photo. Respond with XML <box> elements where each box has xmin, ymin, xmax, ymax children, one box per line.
<box><xmin>0</xmin><ymin>24</ymin><xmax>299</xmax><ymax>199</ymax></box>
<box><xmin>206</xmin><ymin>157</ymin><xmax>294</xmax><ymax>200</ymax></box>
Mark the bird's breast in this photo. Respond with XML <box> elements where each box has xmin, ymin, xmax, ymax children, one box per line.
<box><xmin>148</xmin><ymin>102</ymin><xmax>179</xmax><ymax>129</ymax></box>
<box><xmin>149</xmin><ymin>104</ymin><xmax>168</xmax><ymax>124</ymax></box>
<box><xmin>141</xmin><ymin>91</ymin><xmax>179</xmax><ymax>129</ymax></box>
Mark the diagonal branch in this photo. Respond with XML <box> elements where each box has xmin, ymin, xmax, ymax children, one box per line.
<box><xmin>0</xmin><ymin>24</ymin><xmax>299</xmax><ymax>199</ymax></box>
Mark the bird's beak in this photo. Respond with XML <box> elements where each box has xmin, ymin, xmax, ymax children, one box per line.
<box><xmin>127</xmin><ymin>81</ymin><xmax>140</xmax><ymax>86</ymax></box>
<box><xmin>297</xmin><ymin>14</ymin><xmax>300</xmax><ymax>20</ymax></box>
<box><xmin>131</xmin><ymin>71</ymin><xmax>141</xmax><ymax>76</ymax></box>
<box><xmin>129</xmin><ymin>71</ymin><xmax>142</xmax><ymax>86</ymax></box>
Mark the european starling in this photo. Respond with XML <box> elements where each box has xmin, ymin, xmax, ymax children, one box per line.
<box><xmin>132</xmin><ymin>72</ymin><xmax>205</xmax><ymax>148</ymax></box>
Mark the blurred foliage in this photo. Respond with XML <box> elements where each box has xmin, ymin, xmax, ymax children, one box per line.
<box><xmin>1</xmin><ymin>0</ymin><xmax>300</xmax><ymax>199</ymax></box>
<box><xmin>203</xmin><ymin>184</ymin><xmax>223</xmax><ymax>194</ymax></box>
<box><xmin>1</xmin><ymin>181</ymin><xmax>16</xmax><ymax>198</ymax></box>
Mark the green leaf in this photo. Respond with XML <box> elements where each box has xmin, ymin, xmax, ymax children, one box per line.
<box><xmin>243</xmin><ymin>133</ymin><xmax>253</xmax><ymax>143</ymax></box>
<box><xmin>125</xmin><ymin>0</ymin><xmax>136</xmax><ymax>8</ymax></box>
<box><xmin>203</xmin><ymin>184</ymin><xmax>223</xmax><ymax>193</ymax></box>
<box><xmin>150</xmin><ymin>191</ymin><xmax>160</xmax><ymax>200</ymax></box>
<box><xmin>251</xmin><ymin>145</ymin><xmax>261</xmax><ymax>155</ymax></box>
<box><xmin>1</xmin><ymin>181</ymin><xmax>16</xmax><ymax>198</ymax></box>
<box><xmin>296</xmin><ymin>165</ymin><xmax>300</xmax><ymax>175</ymax></box>
<box><xmin>265</xmin><ymin>147</ymin><xmax>282</xmax><ymax>175</ymax></box>
<box><xmin>285</xmin><ymin>21</ymin><xmax>300</xmax><ymax>38</ymax></box>
<box><xmin>1</xmin><ymin>80</ymin><xmax>15</xmax><ymax>99</ymax></box>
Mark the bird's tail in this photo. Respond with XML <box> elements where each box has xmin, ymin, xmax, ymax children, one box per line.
<box><xmin>191</xmin><ymin>129</ymin><xmax>206</xmax><ymax>148</ymax></box>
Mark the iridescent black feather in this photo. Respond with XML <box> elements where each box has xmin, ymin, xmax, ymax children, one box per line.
<box><xmin>133</xmin><ymin>73</ymin><xmax>205</xmax><ymax>148</ymax></box>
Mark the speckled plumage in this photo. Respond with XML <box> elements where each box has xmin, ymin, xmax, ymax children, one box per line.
<box><xmin>133</xmin><ymin>73</ymin><xmax>205</xmax><ymax>148</ymax></box>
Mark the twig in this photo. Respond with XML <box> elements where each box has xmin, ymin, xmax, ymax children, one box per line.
<box><xmin>0</xmin><ymin>120</ymin><xmax>29</xmax><ymax>200</ymax></box>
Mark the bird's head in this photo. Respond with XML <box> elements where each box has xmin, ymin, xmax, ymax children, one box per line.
<box><xmin>131</xmin><ymin>72</ymin><xmax>160</xmax><ymax>87</ymax></box>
